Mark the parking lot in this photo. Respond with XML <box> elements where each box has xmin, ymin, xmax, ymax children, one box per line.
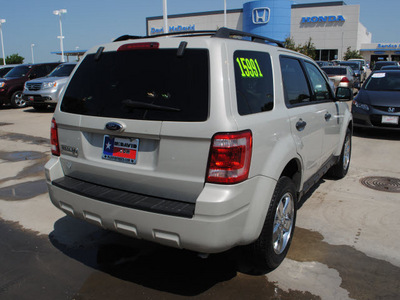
<box><xmin>0</xmin><ymin>106</ymin><xmax>399</xmax><ymax>300</ymax></box>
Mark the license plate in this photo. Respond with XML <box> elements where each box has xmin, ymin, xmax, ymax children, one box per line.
<box><xmin>382</xmin><ymin>116</ymin><xmax>399</xmax><ymax>124</ymax></box>
<box><xmin>102</xmin><ymin>136</ymin><xmax>139</xmax><ymax>164</ymax></box>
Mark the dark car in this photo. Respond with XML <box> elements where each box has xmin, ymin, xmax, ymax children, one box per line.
<box><xmin>0</xmin><ymin>62</ymin><xmax>60</xmax><ymax>108</ymax></box>
<box><xmin>381</xmin><ymin>65</ymin><xmax>400</xmax><ymax>70</ymax></box>
<box><xmin>352</xmin><ymin>70</ymin><xmax>400</xmax><ymax>130</ymax></box>
<box><xmin>338</xmin><ymin>61</ymin><xmax>365</xmax><ymax>82</ymax></box>
<box><xmin>372</xmin><ymin>61</ymin><xmax>400</xmax><ymax>71</ymax></box>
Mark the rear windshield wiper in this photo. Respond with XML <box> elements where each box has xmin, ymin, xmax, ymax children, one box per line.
<box><xmin>122</xmin><ymin>99</ymin><xmax>181</xmax><ymax>112</ymax></box>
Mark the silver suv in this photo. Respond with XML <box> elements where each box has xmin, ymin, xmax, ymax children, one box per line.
<box><xmin>22</xmin><ymin>63</ymin><xmax>76</xmax><ymax>110</ymax></box>
<box><xmin>45</xmin><ymin>28</ymin><xmax>353</xmax><ymax>271</ymax></box>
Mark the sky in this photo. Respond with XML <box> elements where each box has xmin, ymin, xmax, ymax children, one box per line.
<box><xmin>1</xmin><ymin>0</ymin><xmax>399</xmax><ymax>63</ymax></box>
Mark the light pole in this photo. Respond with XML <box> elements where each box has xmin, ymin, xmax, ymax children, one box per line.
<box><xmin>163</xmin><ymin>0</ymin><xmax>168</xmax><ymax>34</ymax></box>
<box><xmin>31</xmin><ymin>44</ymin><xmax>35</xmax><ymax>64</ymax></box>
<box><xmin>0</xmin><ymin>19</ymin><xmax>6</xmax><ymax>65</ymax></box>
<box><xmin>53</xmin><ymin>9</ymin><xmax>67</xmax><ymax>62</ymax></box>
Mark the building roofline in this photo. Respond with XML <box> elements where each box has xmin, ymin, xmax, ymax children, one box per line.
<box><xmin>291</xmin><ymin>1</ymin><xmax>347</xmax><ymax>9</ymax></box>
<box><xmin>146</xmin><ymin>8</ymin><xmax>243</xmax><ymax>22</ymax></box>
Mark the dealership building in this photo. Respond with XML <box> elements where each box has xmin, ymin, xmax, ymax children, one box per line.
<box><xmin>147</xmin><ymin>0</ymin><xmax>398</xmax><ymax>64</ymax></box>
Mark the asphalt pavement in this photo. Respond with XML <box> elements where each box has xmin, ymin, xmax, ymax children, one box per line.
<box><xmin>0</xmin><ymin>105</ymin><xmax>399</xmax><ymax>300</ymax></box>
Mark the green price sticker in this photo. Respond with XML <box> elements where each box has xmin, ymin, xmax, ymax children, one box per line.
<box><xmin>236</xmin><ymin>57</ymin><xmax>264</xmax><ymax>78</ymax></box>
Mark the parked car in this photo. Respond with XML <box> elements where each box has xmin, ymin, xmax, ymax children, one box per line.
<box><xmin>348</xmin><ymin>58</ymin><xmax>368</xmax><ymax>72</ymax></box>
<box><xmin>338</xmin><ymin>61</ymin><xmax>365</xmax><ymax>82</ymax></box>
<box><xmin>45</xmin><ymin>28</ymin><xmax>353</xmax><ymax>271</ymax></box>
<box><xmin>315</xmin><ymin>61</ymin><xmax>332</xmax><ymax>67</ymax></box>
<box><xmin>380</xmin><ymin>65</ymin><xmax>400</xmax><ymax>70</ymax></box>
<box><xmin>321</xmin><ymin>66</ymin><xmax>359</xmax><ymax>90</ymax></box>
<box><xmin>23</xmin><ymin>63</ymin><xmax>77</xmax><ymax>110</ymax></box>
<box><xmin>352</xmin><ymin>70</ymin><xmax>400</xmax><ymax>130</ymax></box>
<box><xmin>0</xmin><ymin>63</ymin><xmax>60</xmax><ymax>108</ymax></box>
<box><xmin>0</xmin><ymin>65</ymin><xmax>18</xmax><ymax>78</ymax></box>
<box><xmin>372</xmin><ymin>61</ymin><xmax>400</xmax><ymax>71</ymax></box>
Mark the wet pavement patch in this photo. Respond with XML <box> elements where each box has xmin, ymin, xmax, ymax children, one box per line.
<box><xmin>0</xmin><ymin>132</ymin><xmax>49</xmax><ymax>145</ymax></box>
<box><xmin>0</xmin><ymin>150</ymin><xmax>47</xmax><ymax>162</ymax></box>
<box><xmin>0</xmin><ymin>179</ymin><xmax>48</xmax><ymax>200</ymax></box>
<box><xmin>287</xmin><ymin>227</ymin><xmax>400</xmax><ymax>300</ymax></box>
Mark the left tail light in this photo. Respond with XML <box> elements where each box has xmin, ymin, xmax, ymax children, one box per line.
<box><xmin>51</xmin><ymin>118</ymin><xmax>60</xmax><ymax>156</ymax></box>
<box><xmin>206</xmin><ymin>130</ymin><xmax>252</xmax><ymax>184</ymax></box>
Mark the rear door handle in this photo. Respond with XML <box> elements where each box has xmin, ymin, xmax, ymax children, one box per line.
<box><xmin>296</xmin><ymin>119</ymin><xmax>307</xmax><ymax>131</ymax></box>
<box><xmin>325</xmin><ymin>113</ymin><xmax>332</xmax><ymax>121</ymax></box>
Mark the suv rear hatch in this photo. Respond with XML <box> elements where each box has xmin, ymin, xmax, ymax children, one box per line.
<box><xmin>56</xmin><ymin>42</ymin><xmax>211</xmax><ymax>204</ymax></box>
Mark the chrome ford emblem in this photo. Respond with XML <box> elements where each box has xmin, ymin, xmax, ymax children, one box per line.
<box><xmin>105</xmin><ymin>122</ymin><xmax>125</xmax><ymax>132</ymax></box>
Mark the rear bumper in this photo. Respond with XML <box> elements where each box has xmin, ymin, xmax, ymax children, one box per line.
<box><xmin>45</xmin><ymin>157</ymin><xmax>277</xmax><ymax>253</ymax></box>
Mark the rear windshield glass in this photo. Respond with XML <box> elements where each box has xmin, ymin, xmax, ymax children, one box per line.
<box><xmin>338</xmin><ymin>62</ymin><xmax>360</xmax><ymax>70</ymax></box>
<box><xmin>321</xmin><ymin>67</ymin><xmax>346</xmax><ymax>75</ymax></box>
<box><xmin>234</xmin><ymin>50</ymin><xmax>274</xmax><ymax>115</ymax></box>
<box><xmin>61</xmin><ymin>49</ymin><xmax>209</xmax><ymax>122</ymax></box>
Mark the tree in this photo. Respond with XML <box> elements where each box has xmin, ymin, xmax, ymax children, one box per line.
<box><xmin>284</xmin><ymin>37</ymin><xmax>316</xmax><ymax>60</ymax></box>
<box><xmin>343</xmin><ymin>46</ymin><xmax>362</xmax><ymax>60</ymax></box>
<box><xmin>0</xmin><ymin>54</ymin><xmax>24</xmax><ymax>65</ymax></box>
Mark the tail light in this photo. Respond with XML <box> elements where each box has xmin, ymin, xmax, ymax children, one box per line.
<box><xmin>117</xmin><ymin>42</ymin><xmax>159</xmax><ymax>51</ymax></box>
<box><xmin>340</xmin><ymin>77</ymin><xmax>350</xmax><ymax>83</ymax></box>
<box><xmin>207</xmin><ymin>130</ymin><xmax>252</xmax><ymax>184</ymax></box>
<box><xmin>51</xmin><ymin>118</ymin><xmax>60</xmax><ymax>156</ymax></box>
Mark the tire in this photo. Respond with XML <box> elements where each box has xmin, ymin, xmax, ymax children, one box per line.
<box><xmin>247</xmin><ymin>176</ymin><xmax>297</xmax><ymax>272</ymax></box>
<box><xmin>10</xmin><ymin>91</ymin><xmax>27</xmax><ymax>108</ymax></box>
<box><xmin>328</xmin><ymin>127</ymin><xmax>351</xmax><ymax>179</ymax></box>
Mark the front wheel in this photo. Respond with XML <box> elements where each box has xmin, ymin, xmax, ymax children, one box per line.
<box><xmin>247</xmin><ymin>176</ymin><xmax>297</xmax><ymax>271</ymax></box>
<box><xmin>328</xmin><ymin>127</ymin><xmax>351</xmax><ymax>179</ymax></box>
<box><xmin>10</xmin><ymin>91</ymin><xmax>27</xmax><ymax>108</ymax></box>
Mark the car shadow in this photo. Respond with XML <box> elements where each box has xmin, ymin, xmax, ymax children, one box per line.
<box><xmin>49</xmin><ymin>216</ymin><xmax>271</xmax><ymax>296</ymax></box>
<box><xmin>23</xmin><ymin>106</ymin><xmax>55</xmax><ymax>113</ymax></box>
<box><xmin>353</xmin><ymin>127</ymin><xmax>400</xmax><ymax>141</ymax></box>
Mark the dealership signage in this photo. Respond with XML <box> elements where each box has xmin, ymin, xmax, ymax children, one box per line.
<box><xmin>151</xmin><ymin>24</ymin><xmax>195</xmax><ymax>35</ymax></box>
<box><xmin>252</xmin><ymin>7</ymin><xmax>270</xmax><ymax>25</ymax></box>
<box><xmin>377</xmin><ymin>44</ymin><xmax>400</xmax><ymax>49</ymax></box>
<box><xmin>301</xmin><ymin>15</ymin><xmax>345</xmax><ymax>23</ymax></box>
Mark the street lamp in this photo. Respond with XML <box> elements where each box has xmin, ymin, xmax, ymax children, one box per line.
<box><xmin>31</xmin><ymin>44</ymin><xmax>35</xmax><ymax>64</ymax></box>
<box><xmin>0</xmin><ymin>19</ymin><xmax>6</xmax><ymax>65</ymax></box>
<box><xmin>53</xmin><ymin>9</ymin><xmax>67</xmax><ymax>62</ymax></box>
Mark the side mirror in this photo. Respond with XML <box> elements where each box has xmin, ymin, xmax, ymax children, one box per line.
<box><xmin>336</xmin><ymin>87</ymin><xmax>353</xmax><ymax>101</ymax></box>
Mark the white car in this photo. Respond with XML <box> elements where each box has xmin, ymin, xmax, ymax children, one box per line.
<box><xmin>45</xmin><ymin>28</ymin><xmax>353</xmax><ymax>271</ymax></box>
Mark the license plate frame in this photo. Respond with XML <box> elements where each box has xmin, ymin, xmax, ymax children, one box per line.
<box><xmin>102</xmin><ymin>135</ymin><xmax>139</xmax><ymax>164</ymax></box>
<box><xmin>382</xmin><ymin>115</ymin><xmax>399</xmax><ymax>125</ymax></box>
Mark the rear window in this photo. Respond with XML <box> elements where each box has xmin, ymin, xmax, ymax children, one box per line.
<box><xmin>234</xmin><ymin>50</ymin><xmax>273</xmax><ymax>115</ymax></box>
<box><xmin>61</xmin><ymin>49</ymin><xmax>209</xmax><ymax>122</ymax></box>
<box><xmin>321</xmin><ymin>67</ymin><xmax>346</xmax><ymax>75</ymax></box>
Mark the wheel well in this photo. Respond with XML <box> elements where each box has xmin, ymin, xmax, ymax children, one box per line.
<box><xmin>280</xmin><ymin>159</ymin><xmax>301</xmax><ymax>192</ymax></box>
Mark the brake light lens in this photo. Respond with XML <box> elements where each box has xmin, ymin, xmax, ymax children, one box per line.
<box><xmin>51</xmin><ymin>118</ymin><xmax>60</xmax><ymax>156</ymax></box>
<box><xmin>340</xmin><ymin>77</ymin><xmax>350</xmax><ymax>83</ymax></box>
<box><xmin>207</xmin><ymin>130</ymin><xmax>252</xmax><ymax>184</ymax></box>
<box><xmin>117</xmin><ymin>42</ymin><xmax>159</xmax><ymax>51</ymax></box>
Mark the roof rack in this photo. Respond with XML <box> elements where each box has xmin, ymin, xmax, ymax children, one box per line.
<box><xmin>213</xmin><ymin>28</ymin><xmax>284</xmax><ymax>48</ymax></box>
<box><xmin>113</xmin><ymin>27</ymin><xmax>284</xmax><ymax>48</ymax></box>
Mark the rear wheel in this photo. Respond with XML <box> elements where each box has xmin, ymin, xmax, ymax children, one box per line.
<box><xmin>10</xmin><ymin>91</ymin><xmax>26</xmax><ymax>108</ymax></box>
<box><xmin>247</xmin><ymin>176</ymin><xmax>297</xmax><ymax>271</ymax></box>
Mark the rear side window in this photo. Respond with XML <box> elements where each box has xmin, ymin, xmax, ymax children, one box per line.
<box><xmin>304</xmin><ymin>62</ymin><xmax>333</xmax><ymax>101</ymax></box>
<box><xmin>280</xmin><ymin>56</ymin><xmax>311</xmax><ymax>106</ymax></box>
<box><xmin>61</xmin><ymin>49</ymin><xmax>209</xmax><ymax>122</ymax></box>
<box><xmin>234</xmin><ymin>50</ymin><xmax>273</xmax><ymax>115</ymax></box>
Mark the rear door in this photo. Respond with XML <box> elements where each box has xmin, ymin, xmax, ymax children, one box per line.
<box><xmin>280</xmin><ymin>56</ymin><xmax>324</xmax><ymax>184</ymax></box>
